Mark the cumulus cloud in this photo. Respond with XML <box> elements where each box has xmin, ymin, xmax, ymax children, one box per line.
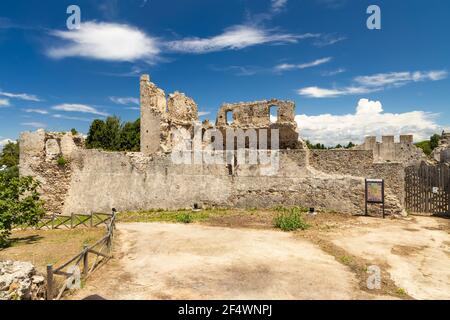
<box><xmin>298</xmin><ymin>70</ymin><xmax>448</xmax><ymax>98</ymax></box>
<box><xmin>296</xmin><ymin>98</ymin><xmax>442</xmax><ymax>146</ymax></box>
<box><xmin>166</xmin><ymin>25</ymin><xmax>315</xmax><ymax>54</ymax></box>
<box><xmin>275</xmin><ymin>57</ymin><xmax>332</xmax><ymax>72</ymax></box>
<box><xmin>52</xmin><ymin>103</ymin><xmax>109</xmax><ymax>116</ymax></box>
<box><xmin>0</xmin><ymin>98</ymin><xmax>10</xmax><ymax>107</ymax></box>
<box><xmin>109</xmin><ymin>96</ymin><xmax>139</xmax><ymax>105</ymax></box>
<box><xmin>47</xmin><ymin>22</ymin><xmax>160</xmax><ymax>63</ymax></box>
<box><xmin>0</xmin><ymin>91</ymin><xmax>41</xmax><ymax>102</ymax></box>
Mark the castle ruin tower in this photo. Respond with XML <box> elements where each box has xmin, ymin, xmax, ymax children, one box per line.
<box><xmin>140</xmin><ymin>74</ymin><xmax>167</xmax><ymax>154</ymax></box>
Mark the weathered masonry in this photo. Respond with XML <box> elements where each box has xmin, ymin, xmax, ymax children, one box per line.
<box><xmin>19</xmin><ymin>75</ymin><xmax>428</xmax><ymax>216</ymax></box>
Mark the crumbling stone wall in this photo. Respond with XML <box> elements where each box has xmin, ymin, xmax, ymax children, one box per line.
<box><xmin>19</xmin><ymin>129</ymin><xmax>84</xmax><ymax>214</ymax></box>
<box><xmin>356</xmin><ymin>135</ymin><xmax>426</xmax><ymax>165</ymax></box>
<box><xmin>215</xmin><ymin>100</ymin><xmax>302</xmax><ymax>150</ymax></box>
<box><xmin>19</xmin><ymin>75</ymin><xmax>414</xmax><ymax>216</ymax></box>
<box><xmin>432</xmin><ymin>131</ymin><xmax>450</xmax><ymax>163</ymax></box>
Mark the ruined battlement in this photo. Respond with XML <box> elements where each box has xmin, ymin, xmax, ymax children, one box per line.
<box><xmin>19</xmin><ymin>75</ymin><xmax>409</xmax><ymax>217</ymax></box>
<box><xmin>356</xmin><ymin>135</ymin><xmax>426</xmax><ymax>165</ymax></box>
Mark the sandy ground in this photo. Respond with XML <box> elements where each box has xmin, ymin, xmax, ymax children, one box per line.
<box><xmin>71</xmin><ymin>223</ymin><xmax>374</xmax><ymax>300</ymax></box>
<box><xmin>70</xmin><ymin>216</ymin><xmax>450</xmax><ymax>300</ymax></box>
<box><xmin>329</xmin><ymin>216</ymin><xmax>450</xmax><ymax>299</ymax></box>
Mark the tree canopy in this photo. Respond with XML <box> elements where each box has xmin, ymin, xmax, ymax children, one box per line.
<box><xmin>86</xmin><ymin>116</ymin><xmax>140</xmax><ymax>152</ymax></box>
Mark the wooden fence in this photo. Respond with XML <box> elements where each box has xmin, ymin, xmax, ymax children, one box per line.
<box><xmin>20</xmin><ymin>212</ymin><xmax>113</xmax><ymax>230</ymax></box>
<box><xmin>405</xmin><ymin>162</ymin><xmax>450</xmax><ymax>215</ymax></box>
<box><xmin>46</xmin><ymin>209</ymin><xmax>117</xmax><ymax>300</ymax></box>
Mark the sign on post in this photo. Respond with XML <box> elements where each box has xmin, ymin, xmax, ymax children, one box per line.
<box><xmin>365</xmin><ymin>179</ymin><xmax>385</xmax><ymax>218</ymax></box>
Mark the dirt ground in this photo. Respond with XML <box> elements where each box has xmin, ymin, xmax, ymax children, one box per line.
<box><xmin>0</xmin><ymin>228</ymin><xmax>104</xmax><ymax>274</ymax></box>
<box><xmin>69</xmin><ymin>214</ymin><xmax>450</xmax><ymax>300</ymax></box>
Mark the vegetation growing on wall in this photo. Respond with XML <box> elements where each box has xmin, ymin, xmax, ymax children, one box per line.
<box><xmin>86</xmin><ymin>116</ymin><xmax>140</xmax><ymax>151</ymax></box>
<box><xmin>415</xmin><ymin>134</ymin><xmax>440</xmax><ymax>155</ymax></box>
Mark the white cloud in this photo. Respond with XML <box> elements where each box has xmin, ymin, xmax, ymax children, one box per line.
<box><xmin>52</xmin><ymin>114</ymin><xmax>92</xmax><ymax>122</ymax></box>
<box><xmin>21</xmin><ymin>122</ymin><xmax>46</xmax><ymax>128</ymax></box>
<box><xmin>0</xmin><ymin>138</ymin><xmax>13</xmax><ymax>149</ymax></box>
<box><xmin>109</xmin><ymin>96</ymin><xmax>139</xmax><ymax>105</ymax></box>
<box><xmin>313</xmin><ymin>34</ymin><xmax>346</xmax><ymax>47</ymax></box>
<box><xmin>25</xmin><ymin>108</ymin><xmax>48</xmax><ymax>114</ymax></box>
<box><xmin>298</xmin><ymin>69</ymin><xmax>448</xmax><ymax>98</ymax></box>
<box><xmin>47</xmin><ymin>21</ymin><xmax>160</xmax><ymax>63</ymax></box>
<box><xmin>52</xmin><ymin>103</ymin><xmax>109</xmax><ymax>116</ymax></box>
<box><xmin>355</xmin><ymin>70</ymin><xmax>448</xmax><ymax>87</ymax></box>
<box><xmin>296</xmin><ymin>98</ymin><xmax>442</xmax><ymax>146</ymax></box>
<box><xmin>166</xmin><ymin>25</ymin><xmax>316</xmax><ymax>54</ymax></box>
<box><xmin>275</xmin><ymin>57</ymin><xmax>332</xmax><ymax>72</ymax></box>
<box><xmin>198</xmin><ymin>111</ymin><xmax>211</xmax><ymax>117</ymax></box>
<box><xmin>0</xmin><ymin>98</ymin><xmax>10</xmax><ymax>107</ymax></box>
<box><xmin>271</xmin><ymin>0</ymin><xmax>288</xmax><ymax>12</ymax></box>
<box><xmin>298</xmin><ymin>86</ymin><xmax>377</xmax><ymax>98</ymax></box>
<box><xmin>0</xmin><ymin>91</ymin><xmax>41</xmax><ymax>102</ymax></box>
<box><xmin>322</xmin><ymin>68</ymin><xmax>346</xmax><ymax>76</ymax></box>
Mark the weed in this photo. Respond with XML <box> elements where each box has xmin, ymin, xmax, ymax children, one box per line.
<box><xmin>273</xmin><ymin>207</ymin><xmax>310</xmax><ymax>231</ymax></box>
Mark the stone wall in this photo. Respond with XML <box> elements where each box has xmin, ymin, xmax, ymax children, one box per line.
<box><xmin>19</xmin><ymin>130</ymin><xmax>84</xmax><ymax>214</ymax></box>
<box><xmin>356</xmin><ymin>135</ymin><xmax>426</xmax><ymax>165</ymax></box>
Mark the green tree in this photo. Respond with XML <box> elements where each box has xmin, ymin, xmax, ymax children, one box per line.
<box><xmin>119</xmin><ymin>119</ymin><xmax>140</xmax><ymax>151</ymax></box>
<box><xmin>0</xmin><ymin>141</ymin><xmax>19</xmax><ymax>179</ymax></box>
<box><xmin>346</xmin><ymin>142</ymin><xmax>355</xmax><ymax>149</ymax></box>
<box><xmin>86</xmin><ymin>116</ymin><xmax>140</xmax><ymax>151</ymax></box>
<box><xmin>0</xmin><ymin>173</ymin><xmax>45</xmax><ymax>246</ymax></box>
<box><xmin>430</xmin><ymin>134</ymin><xmax>440</xmax><ymax>150</ymax></box>
<box><xmin>0</xmin><ymin>141</ymin><xmax>19</xmax><ymax>168</ymax></box>
<box><xmin>70</xmin><ymin>128</ymin><xmax>78</xmax><ymax>135</ymax></box>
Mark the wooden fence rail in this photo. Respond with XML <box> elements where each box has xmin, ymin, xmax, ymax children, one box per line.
<box><xmin>19</xmin><ymin>212</ymin><xmax>113</xmax><ymax>231</ymax></box>
<box><xmin>46</xmin><ymin>209</ymin><xmax>117</xmax><ymax>300</ymax></box>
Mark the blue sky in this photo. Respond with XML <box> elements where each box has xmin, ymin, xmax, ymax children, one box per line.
<box><xmin>0</xmin><ymin>0</ymin><xmax>449</xmax><ymax>146</ymax></box>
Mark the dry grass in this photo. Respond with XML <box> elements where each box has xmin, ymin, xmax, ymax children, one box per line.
<box><xmin>0</xmin><ymin>228</ymin><xmax>104</xmax><ymax>274</ymax></box>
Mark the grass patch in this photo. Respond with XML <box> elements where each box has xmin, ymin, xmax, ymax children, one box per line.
<box><xmin>0</xmin><ymin>228</ymin><xmax>104</xmax><ymax>274</ymax></box>
<box><xmin>273</xmin><ymin>207</ymin><xmax>310</xmax><ymax>232</ymax></box>
<box><xmin>176</xmin><ymin>212</ymin><xmax>193</xmax><ymax>224</ymax></box>
<box><xmin>117</xmin><ymin>209</ymin><xmax>225</xmax><ymax>224</ymax></box>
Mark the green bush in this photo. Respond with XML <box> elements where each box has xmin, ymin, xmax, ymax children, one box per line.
<box><xmin>57</xmin><ymin>156</ymin><xmax>67</xmax><ymax>166</ymax></box>
<box><xmin>176</xmin><ymin>212</ymin><xmax>193</xmax><ymax>224</ymax></box>
<box><xmin>273</xmin><ymin>207</ymin><xmax>310</xmax><ymax>232</ymax></box>
<box><xmin>0</xmin><ymin>173</ymin><xmax>45</xmax><ymax>247</ymax></box>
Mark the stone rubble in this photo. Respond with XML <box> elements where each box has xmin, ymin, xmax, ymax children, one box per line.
<box><xmin>0</xmin><ymin>260</ymin><xmax>45</xmax><ymax>300</ymax></box>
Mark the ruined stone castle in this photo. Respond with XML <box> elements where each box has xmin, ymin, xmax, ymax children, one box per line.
<box><xmin>19</xmin><ymin>75</ymin><xmax>428</xmax><ymax>216</ymax></box>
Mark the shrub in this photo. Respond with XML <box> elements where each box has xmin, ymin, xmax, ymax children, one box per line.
<box><xmin>176</xmin><ymin>212</ymin><xmax>193</xmax><ymax>224</ymax></box>
<box><xmin>273</xmin><ymin>207</ymin><xmax>309</xmax><ymax>232</ymax></box>
<box><xmin>0</xmin><ymin>173</ymin><xmax>45</xmax><ymax>247</ymax></box>
<box><xmin>57</xmin><ymin>156</ymin><xmax>67</xmax><ymax>166</ymax></box>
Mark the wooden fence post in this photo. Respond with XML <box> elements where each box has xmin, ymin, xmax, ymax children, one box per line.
<box><xmin>52</xmin><ymin>213</ymin><xmax>55</xmax><ymax>230</ymax></box>
<box><xmin>90</xmin><ymin>213</ymin><xmax>93</xmax><ymax>228</ymax></box>
<box><xmin>83</xmin><ymin>245</ymin><xmax>89</xmax><ymax>277</ymax></box>
<box><xmin>70</xmin><ymin>213</ymin><xmax>74</xmax><ymax>229</ymax></box>
<box><xmin>46</xmin><ymin>264</ymin><xmax>54</xmax><ymax>300</ymax></box>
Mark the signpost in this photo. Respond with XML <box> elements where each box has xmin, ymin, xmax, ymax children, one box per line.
<box><xmin>365</xmin><ymin>179</ymin><xmax>385</xmax><ymax>218</ymax></box>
